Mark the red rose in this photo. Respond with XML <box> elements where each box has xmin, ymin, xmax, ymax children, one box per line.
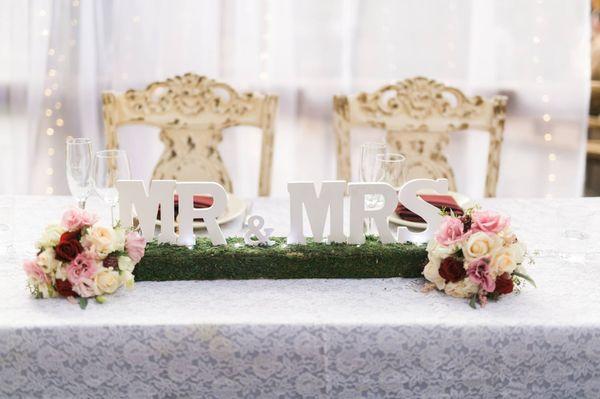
<box><xmin>55</xmin><ymin>231</ymin><xmax>83</xmax><ymax>262</ymax></box>
<box><xmin>55</xmin><ymin>279</ymin><xmax>78</xmax><ymax>297</ymax></box>
<box><xmin>494</xmin><ymin>273</ymin><xmax>514</xmax><ymax>295</ymax></box>
<box><xmin>439</xmin><ymin>257</ymin><xmax>466</xmax><ymax>283</ymax></box>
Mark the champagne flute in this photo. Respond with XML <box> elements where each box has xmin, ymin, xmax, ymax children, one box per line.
<box><xmin>93</xmin><ymin>149</ymin><xmax>131</xmax><ymax>226</ymax></box>
<box><xmin>66</xmin><ymin>138</ymin><xmax>93</xmax><ymax>209</ymax></box>
<box><xmin>358</xmin><ymin>142</ymin><xmax>387</xmax><ymax>233</ymax></box>
<box><xmin>376</xmin><ymin>153</ymin><xmax>407</xmax><ymax>190</ymax></box>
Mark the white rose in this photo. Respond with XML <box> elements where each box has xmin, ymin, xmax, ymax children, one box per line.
<box><xmin>491</xmin><ymin>247</ymin><xmax>517</xmax><ymax>276</ymax></box>
<box><xmin>427</xmin><ymin>239</ymin><xmax>457</xmax><ymax>259</ymax></box>
<box><xmin>36</xmin><ymin>248</ymin><xmax>62</xmax><ymax>275</ymax></box>
<box><xmin>94</xmin><ymin>268</ymin><xmax>121</xmax><ymax>294</ymax></box>
<box><xmin>463</xmin><ymin>232</ymin><xmax>502</xmax><ymax>261</ymax></box>
<box><xmin>512</xmin><ymin>241</ymin><xmax>527</xmax><ymax>265</ymax></box>
<box><xmin>112</xmin><ymin>227</ymin><xmax>126</xmax><ymax>252</ymax></box>
<box><xmin>86</xmin><ymin>225</ymin><xmax>115</xmax><ymax>259</ymax></box>
<box><xmin>36</xmin><ymin>224</ymin><xmax>65</xmax><ymax>249</ymax></box>
<box><xmin>117</xmin><ymin>256</ymin><xmax>135</xmax><ymax>273</ymax></box>
<box><xmin>423</xmin><ymin>256</ymin><xmax>446</xmax><ymax>290</ymax></box>
<box><xmin>55</xmin><ymin>263</ymin><xmax>68</xmax><ymax>281</ymax></box>
<box><xmin>444</xmin><ymin>279</ymin><xmax>479</xmax><ymax>298</ymax></box>
<box><xmin>120</xmin><ymin>270</ymin><xmax>135</xmax><ymax>289</ymax></box>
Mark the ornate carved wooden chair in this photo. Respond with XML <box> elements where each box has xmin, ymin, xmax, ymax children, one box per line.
<box><xmin>333</xmin><ymin>77</ymin><xmax>507</xmax><ymax>197</ymax></box>
<box><xmin>102</xmin><ymin>73</ymin><xmax>278</xmax><ymax>196</ymax></box>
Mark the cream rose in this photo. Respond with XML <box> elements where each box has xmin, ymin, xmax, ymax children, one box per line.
<box><xmin>86</xmin><ymin>225</ymin><xmax>115</xmax><ymax>258</ymax></box>
<box><xmin>463</xmin><ymin>232</ymin><xmax>502</xmax><ymax>261</ymax></box>
<box><xmin>117</xmin><ymin>256</ymin><xmax>135</xmax><ymax>273</ymax></box>
<box><xmin>94</xmin><ymin>268</ymin><xmax>121</xmax><ymax>294</ymax></box>
<box><xmin>36</xmin><ymin>224</ymin><xmax>65</xmax><ymax>249</ymax></box>
<box><xmin>36</xmin><ymin>248</ymin><xmax>62</xmax><ymax>275</ymax></box>
<box><xmin>444</xmin><ymin>279</ymin><xmax>479</xmax><ymax>298</ymax></box>
<box><xmin>491</xmin><ymin>247</ymin><xmax>517</xmax><ymax>276</ymax></box>
<box><xmin>423</xmin><ymin>256</ymin><xmax>446</xmax><ymax>290</ymax></box>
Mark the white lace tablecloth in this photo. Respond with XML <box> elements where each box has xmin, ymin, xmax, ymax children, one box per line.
<box><xmin>2</xmin><ymin>196</ymin><xmax>600</xmax><ymax>398</ymax></box>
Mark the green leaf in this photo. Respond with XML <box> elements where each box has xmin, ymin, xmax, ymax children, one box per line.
<box><xmin>95</xmin><ymin>296</ymin><xmax>107</xmax><ymax>304</ymax></box>
<box><xmin>468</xmin><ymin>294</ymin><xmax>478</xmax><ymax>309</ymax></box>
<box><xmin>78</xmin><ymin>297</ymin><xmax>88</xmax><ymax>310</ymax></box>
<box><xmin>513</xmin><ymin>271</ymin><xmax>537</xmax><ymax>288</ymax></box>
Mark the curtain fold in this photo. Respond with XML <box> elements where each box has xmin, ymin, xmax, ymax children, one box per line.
<box><xmin>0</xmin><ymin>0</ymin><xmax>590</xmax><ymax>198</ymax></box>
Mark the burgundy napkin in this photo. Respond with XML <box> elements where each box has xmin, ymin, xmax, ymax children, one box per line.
<box><xmin>157</xmin><ymin>194</ymin><xmax>214</xmax><ymax>221</ymax></box>
<box><xmin>395</xmin><ymin>194</ymin><xmax>463</xmax><ymax>223</ymax></box>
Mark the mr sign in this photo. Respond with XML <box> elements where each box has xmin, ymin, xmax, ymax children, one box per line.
<box><xmin>117</xmin><ymin>178</ymin><xmax>448</xmax><ymax>246</ymax></box>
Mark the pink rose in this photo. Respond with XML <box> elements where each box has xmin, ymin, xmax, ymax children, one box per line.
<box><xmin>23</xmin><ymin>259</ymin><xmax>49</xmax><ymax>284</ymax></box>
<box><xmin>61</xmin><ymin>208</ymin><xmax>99</xmax><ymax>232</ymax></box>
<box><xmin>471</xmin><ymin>210</ymin><xmax>509</xmax><ymax>234</ymax></box>
<box><xmin>435</xmin><ymin>216</ymin><xmax>466</xmax><ymax>246</ymax></box>
<box><xmin>125</xmin><ymin>231</ymin><xmax>146</xmax><ymax>263</ymax></box>
<box><xmin>466</xmin><ymin>257</ymin><xmax>495</xmax><ymax>292</ymax></box>
<box><xmin>72</xmin><ymin>278</ymin><xmax>97</xmax><ymax>298</ymax></box>
<box><xmin>67</xmin><ymin>251</ymin><xmax>99</xmax><ymax>285</ymax></box>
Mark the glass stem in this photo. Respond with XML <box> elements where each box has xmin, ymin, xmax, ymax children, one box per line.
<box><xmin>110</xmin><ymin>205</ymin><xmax>115</xmax><ymax>227</ymax></box>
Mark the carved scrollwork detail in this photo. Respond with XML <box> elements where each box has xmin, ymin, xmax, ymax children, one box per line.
<box><xmin>122</xmin><ymin>73</ymin><xmax>255</xmax><ymax>119</ymax></box>
<box><xmin>355</xmin><ymin>76</ymin><xmax>484</xmax><ymax>120</ymax></box>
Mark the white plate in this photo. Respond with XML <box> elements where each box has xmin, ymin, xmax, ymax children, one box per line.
<box><xmin>155</xmin><ymin>193</ymin><xmax>246</xmax><ymax>229</ymax></box>
<box><xmin>389</xmin><ymin>191</ymin><xmax>473</xmax><ymax>230</ymax></box>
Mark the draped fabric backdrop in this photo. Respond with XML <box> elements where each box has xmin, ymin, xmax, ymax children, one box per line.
<box><xmin>0</xmin><ymin>0</ymin><xmax>590</xmax><ymax>198</ymax></box>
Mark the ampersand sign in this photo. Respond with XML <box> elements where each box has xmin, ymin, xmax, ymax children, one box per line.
<box><xmin>244</xmin><ymin>215</ymin><xmax>274</xmax><ymax>247</ymax></box>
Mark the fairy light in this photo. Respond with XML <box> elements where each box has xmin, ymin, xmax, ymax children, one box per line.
<box><xmin>532</xmin><ymin>1</ymin><xmax>555</xmax><ymax>196</ymax></box>
<box><xmin>55</xmin><ymin>118</ymin><xmax>64</xmax><ymax>127</ymax></box>
<box><xmin>45</xmin><ymin>109</ymin><xmax>52</xmax><ymax>117</ymax></box>
<box><xmin>47</xmin><ymin>148</ymin><xmax>55</xmax><ymax>156</ymax></box>
<box><xmin>46</xmin><ymin>128</ymin><xmax>54</xmax><ymax>136</ymax></box>
<box><xmin>46</xmin><ymin>187</ymin><xmax>54</xmax><ymax>195</ymax></box>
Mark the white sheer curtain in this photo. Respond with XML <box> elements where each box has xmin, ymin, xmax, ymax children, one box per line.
<box><xmin>0</xmin><ymin>0</ymin><xmax>590</xmax><ymax>198</ymax></box>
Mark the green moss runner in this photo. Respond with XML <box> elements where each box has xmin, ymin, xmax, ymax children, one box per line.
<box><xmin>135</xmin><ymin>236</ymin><xmax>428</xmax><ymax>281</ymax></box>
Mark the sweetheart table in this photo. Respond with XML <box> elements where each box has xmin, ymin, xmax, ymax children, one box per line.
<box><xmin>2</xmin><ymin>196</ymin><xmax>600</xmax><ymax>398</ymax></box>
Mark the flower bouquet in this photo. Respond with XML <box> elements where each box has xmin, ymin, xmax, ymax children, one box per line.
<box><xmin>423</xmin><ymin>207</ymin><xmax>534</xmax><ymax>308</ymax></box>
<box><xmin>23</xmin><ymin>208</ymin><xmax>146</xmax><ymax>308</ymax></box>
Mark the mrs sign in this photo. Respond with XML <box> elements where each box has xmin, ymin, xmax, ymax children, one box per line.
<box><xmin>117</xmin><ymin>178</ymin><xmax>449</xmax><ymax>246</ymax></box>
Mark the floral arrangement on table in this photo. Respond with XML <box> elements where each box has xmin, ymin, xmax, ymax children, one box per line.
<box><xmin>423</xmin><ymin>207</ymin><xmax>535</xmax><ymax>308</ymax></box>
<box><xmin>23</xmin><ymin>208</ymin><xmax>146</xmax><ymax>309</ymax></box>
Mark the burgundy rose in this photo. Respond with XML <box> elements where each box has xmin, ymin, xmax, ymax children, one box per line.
<box><xmin>103</xmin><ymin>253</ymin><xmax>119</xmax><ymax>269</ymax></box>
<box><xmin>55</xmin><ymin>231</ymin><xmax>83</xmax><ymax>262</ymax></box>
<box><xmin>494</xmin><ymin>273</ymin><xmax>514</xmax><ymax>295</ymax></box>
<box><xmin>439</xmin><ymin>257</ymin><xmax>466</xmax><ymax>283</ymax></box>
<box><xmin>55</xmin><ymin>279</ymin><xmax>78</xmax><ymax>297</ymax></box>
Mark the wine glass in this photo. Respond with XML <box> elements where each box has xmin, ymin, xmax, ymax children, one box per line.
<box><xmin>376</xmin><ymin>153</ymin><xmax>407</xmax><ymax>190</ymax></box>
<box><xmin>93</xmin><ymin>149</ymin><xmax>131</xmax><ymax>226</ymax></box>
<box><xmin>358</xmin><ymin>142</ymin><xmax>387</xmax><ymax>233</ymax></box>
<box><xmin>66</xmin><ymin>138</ymin><xmax>93</xmax><ymax>209</ymax></box>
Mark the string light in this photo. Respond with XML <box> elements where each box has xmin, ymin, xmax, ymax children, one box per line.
<box><xmin>46</xmin><ymin>187</ymin><xmax>54</xmax><ymax>195</ymax></box>
<box><xmin>46</xmin><ymin>128</ymin><xmax>54</xmax><ymax>136</ymax></box>
<box><xmin>43</xmin><ymin>88</ymin><xmax>52</xmax><ymax>97</ymax></box>
<box><xmin>45</xmin><ymin>109</ymin><xmax>52</xmax><ymax>117</ymax></box>
<box><xmin>532</xmin><ymin>1</ymin><xmax>555</xmax><ymax>196</ymax></box>
<box><xmin>55</xmin><ymin>118</ymin><xmax>64</xmax><ymax>127</ymax></box>
<box><xmin>47</xmin><ymin>148</ymin><xmax>55</xmax><ymax>156</ymax></box>
<box><xmin>46</xmin><ymin>168</ymin><xmax>54</xmax><ymax>176</ymax></box>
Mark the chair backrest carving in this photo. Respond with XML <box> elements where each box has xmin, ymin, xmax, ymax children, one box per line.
<box><xmin>102</xmin><ymin>73</ymin><xmax>278</xmax><ymax>196</ymax></box>
<box><xmin>333</xmin><ymin>77</ymin><xmax>507</xmax><ymax>197</ymax></box>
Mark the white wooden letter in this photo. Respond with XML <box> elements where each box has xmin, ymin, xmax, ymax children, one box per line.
<box><xmin>117</xmin><ymin>180</ymin><xmax>177</xmax><ymax>243</ymax></box>
<box><xmin>287</xmin><ymin>181</ymin><xmax>346</xmax><ymax>244</ymax></box>
<box><xmin>348</xmin><ymin>182</ymin><xmax>397</xmax><ymax>244</ymax></box>
<box><xmin>176</xmin><ymin>182</ymin><xmax>227</xmax><ymax>246</ymax></box>
<box><xmin>396</xmin><ymin>178</ymin><xmax>449</xmax><ymax>244</ymax></box>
